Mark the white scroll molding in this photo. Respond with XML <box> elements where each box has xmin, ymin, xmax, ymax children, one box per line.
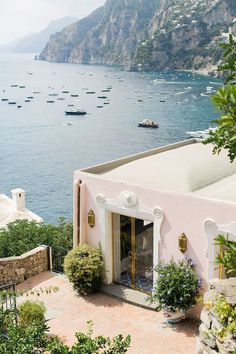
<box><xmin>204</xmin><ymin>219</ymin><xmax>236</xmax><ymax>279</ymax></box>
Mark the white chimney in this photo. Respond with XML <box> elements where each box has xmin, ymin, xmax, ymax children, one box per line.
<box><xmin>11</xmin><ymin>188</ymin><xmax>26</xmax><ymax>211</ymax></box>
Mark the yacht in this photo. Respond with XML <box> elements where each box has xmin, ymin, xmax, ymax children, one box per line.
<box><xmin>186</xmin><ymin>127</ymin><xmax>217</xmax><ymax>139</ymax></box>
<box><xmin>65</xmin><ymin>109</ymin><xmax>87</xmax><ymax>115</ymax></box>
<box><xmin>138</xmin><ymin>119</ymin><xmax>159</xmax><ymax>128</ymax></box>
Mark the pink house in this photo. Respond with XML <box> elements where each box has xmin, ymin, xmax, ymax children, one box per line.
<box><xmin>73</xmin><ymin>139</ymin><xmax>236</xmax><ymax>294</ymax></box>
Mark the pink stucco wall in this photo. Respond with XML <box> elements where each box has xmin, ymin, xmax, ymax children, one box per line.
<box><xmin>74</xmin><ymin>171</ymin><xmax>236</xmax><ymax>291</ymax></box>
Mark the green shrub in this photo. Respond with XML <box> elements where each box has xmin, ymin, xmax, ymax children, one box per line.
<box><xmin>149</xmin><ymin>258</ymin><xmax>199</xmax><ymax>312</ymax></box>
<box><xmin>215</xmin><ymin>235</ymin><xmax>236</xmax><ymax>277</ymax></box>
<box><xmin>64</xmin><ymin>244</ymin><xmax>104</xmax><ymax>295</ymax></box>
<box><xmin>18</xmin><ymin>300</ymin><xmax>46</xmax><ymax>326</ymax></box>
<box><xmin>0</xmin><ymin>305</ymin><xmax>131</xmax><ymax>354</ymax></box>
<box><xmin>0</xmin><ymin>218</ymin><xmax>73</xmax><ymax>270</ymax></box>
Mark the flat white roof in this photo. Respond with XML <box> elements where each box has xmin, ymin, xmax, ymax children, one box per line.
<box><xmin>101</xmin><ymin>143</ymin><xmax>236</xmax><ymax>203</ymax></box>
<box><xmin>0</xmin><ymin>194</ymin><xmax>43</xmax><ymax>228</ymax></box>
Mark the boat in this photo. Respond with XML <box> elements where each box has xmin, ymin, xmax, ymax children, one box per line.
<box><xmin>17</xmin><ymin>105</ymin><xmax>22</xmax><ymax>108</ymax></box>
<box><xmin>138</xmin><ymin>119</ymin><xmax>159</xmax><ymax>128</ymax></box>
<box><xmin>65</xmin><ymin>109</ymin><xmax>87</xmax><ymax>115</ymax></box>
<box><xmin>98</xmin><ymin>96</ymin><xmax>108</xmax><ymax>99</ymax></box>
<box><xmin>66</xmin><ymin>122</ymin><xmax>73</xmax><ymax>126</ymax></box>
<box><xmin>57</xmin><ymin>97</ymin><xmax>65</xmax><ymax>100</ymax></box>
<box><xmin>101</xmin><ymin>89</ymin><xmax>110</xmax><ymax>92</ymax></box>
<box><xmin>86</xmin><ymin>91</ymin><xmax>96</xmax><ymax>94</ymax></box>
<box><xmin>8</xmin><ymin>101</ymin><xmax>16</xmax><ymax>105</ymax></box>
<box><xmin>27</xmin><ymin>96</ymin><xmax>34</xmax><ymax>99</ymax></box>
<box><xmin>49</xmin><ymin>93</ymin><xmax>58</xmax><ymax>96</ymax></box>
<box><xmin>160</xmin><ymin>100</ymin><xmax>166</xmax><ymax>102</ymax></box>
<box><xmin>19</xmin><ymin>86</ymin><xmax>26</xmax><ymax>88</ymax></box>
<box><xmin>33</xmin><ymin>91</ymin><xmax>41</xmax><ymax>94</ymax></box>
<box><xmin>11</xmin><ymin>84</ymin><xmax>18</xmax><ymax>87</ymax></box>
<box><xmin>47</xmin><ymin>100</ymin><xmax>54</xmax><ymax>103</ymax></box>
<box><xmin>186</xmin><ymin>127</ymin><xmax>217</xmax><ymax>139</ymax></box>
<box><xmin>1</xmin><ymin>98</ymin><xmax>8</xmax><ymax>101</ymax></box>
<box><xmin>71</xmin><ymin>94</ymin><xmax>79</xmax><ymax>97</ymax></box>
<box><xmin>68</xmin><ymin>104</ymin><xmax>74</xmax><ymax>107</ymax></box>
<box><xmin>25</xmin><ymin>99</ymin><xmax>31</xmax><ymax>102</ymax></box>
<box><xmin>62</xmin><ymin>90</ymin><xmax>69</xmax><ymax>94</ymax></box>
<box><xmin>97</xmin><ymin>105</ymin><xmax>103</xmax><ymax>108</ymax></box>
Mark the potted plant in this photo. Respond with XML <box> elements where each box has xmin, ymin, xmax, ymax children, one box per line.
<box><xmin>149</xmin><ymin>258</ymin><xmax>199</xmax><ymax>323</ymax></box>
<box><xmin>64</xmin><ymin>243</ymin><xmax>104</xmax><ymax>295</ymax></box>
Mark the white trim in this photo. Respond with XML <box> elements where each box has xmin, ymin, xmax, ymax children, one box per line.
<box><xmin>96</xmin><ymin>191</ymin><xmax>164</xmax><ymax>285</ymax></box>
<box><xmin>204</xmin><ymin>219</ymin><xmax>236</xmax><ymax>279</ymax></box>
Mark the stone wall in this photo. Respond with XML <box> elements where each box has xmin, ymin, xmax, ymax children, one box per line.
<box><xmin>197</xmin><ymin>278</ymin><xmax>236</xmax><ymax>354</ymax></box>
<box><xmin>0</xmin><ymin>246</ymin><xmax>50</xmax><ymax>286</ymax></box>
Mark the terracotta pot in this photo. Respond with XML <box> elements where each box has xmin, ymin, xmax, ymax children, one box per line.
<box><xmin>163</xmin><ymin>309</ymin><xmax>186</xmax><ymax>323</ymax></box>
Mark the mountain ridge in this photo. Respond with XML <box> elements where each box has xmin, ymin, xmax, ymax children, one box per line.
<box><xmin>0</xmin><ymin>17</ymin><xmax>78</xmax><ymax>53</ymax></box>
<box><xmin>39</xmin><ymin>0</ymin><xmax>236</xmax><ymax>75</ymax></box>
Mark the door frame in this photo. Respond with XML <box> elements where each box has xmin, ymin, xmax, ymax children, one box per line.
<box><xmin>112</xmin><ymin>214</ymin><xmax>154</xmax><ymax>291</ymax></box>
<box><xmin>96</xmin><ymin>191</ymin><xmax>164</xmax><ymax>286</ymax></box>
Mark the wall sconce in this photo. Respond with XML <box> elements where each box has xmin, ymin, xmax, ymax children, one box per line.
<box><xmin>178</xmin><ymin>233</ymin><xmax>187</xmax><ymax>253</ymax></box>
<box><xmin>88</xmin><ymin>210</ymin><xmax>95</xmax><ymax>228</ymax></box>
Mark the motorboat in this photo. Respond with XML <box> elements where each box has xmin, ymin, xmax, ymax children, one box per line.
<box><xmin>86</xmin><ymin>91</ymin><xmax>96</xmax><ymax>94</ymax></box>
<box><xmin>186</xmin><ymin>127</ymin><xmax>217</xmax><ymax>139</ymax></box>
<box><xmin>138</xmin><ymin>119</ymin><xmax>159</xmax><ymax>128</ymax></box>
<box><xmin>65</xmin><ymin>109</ymin><xmax>87</xmax><ymax>115</ymax></box>
<box><xmin>8</xmin><ymin>101</ymin><xmax>16</xmax><ymax>104</ymax></box>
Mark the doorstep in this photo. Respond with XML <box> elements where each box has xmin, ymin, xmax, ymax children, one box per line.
<box><xmin>101</xmin><ymin>283</ymin><xmax>156</xmax><ymax>311</ymax></box>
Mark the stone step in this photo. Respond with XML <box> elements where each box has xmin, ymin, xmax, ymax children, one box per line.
<box><xmin>101</xmin><ymin>283</ymin><xmax>156</xmax><ymax>311</ymax></box>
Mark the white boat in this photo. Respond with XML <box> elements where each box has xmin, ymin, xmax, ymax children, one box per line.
<box><xmin>138</xmin><ymin>119</ymin><xmax>159</xmax><ymax>129</ymax></box>
<box><xmin>186</xmin><ymin>127</ymin><xmax>217</xmax><ymax>139</ymax></box>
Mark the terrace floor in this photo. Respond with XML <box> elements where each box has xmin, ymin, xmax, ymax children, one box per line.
<box><xmin>17</xmin><ymin>272</ymin><xmax>199</xmax><ymax>354</ymax></box>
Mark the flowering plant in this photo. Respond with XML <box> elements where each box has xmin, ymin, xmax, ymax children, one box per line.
<box><xmin>149</xmin><ymin>258</ymin><xmax>200</xmax><ymax>312</ymax></box>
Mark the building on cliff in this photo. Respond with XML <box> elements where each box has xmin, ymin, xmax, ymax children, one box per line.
<box><xmin>0</xmin><ymin>188</ymin><xmax>43</xmax><ymax>228</ymax></box>
<box><xmin>73</xmin><ymin>139</ymin><xmax>236</xmax><ymax>298</ymax></box>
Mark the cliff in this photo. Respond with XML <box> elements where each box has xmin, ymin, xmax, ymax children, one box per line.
<box><xmin>39</xmin><ymin>0</ymin><xmax>236</xmax><ymax>74</ymax></box>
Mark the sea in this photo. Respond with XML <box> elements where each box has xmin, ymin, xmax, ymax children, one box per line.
<box><xmin>0</xmin><ymin>53</ymin><xmax>222</xmax><ymax>223</ymax></box>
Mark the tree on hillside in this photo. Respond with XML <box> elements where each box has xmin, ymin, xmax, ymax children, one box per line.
<box><xmin>204</xmin><ymin>34</ymin><xmax>236</xmax><ymax>162</ymax></box>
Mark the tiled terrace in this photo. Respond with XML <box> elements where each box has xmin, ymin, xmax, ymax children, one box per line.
<box><xmin>17</xmin><ymin>272</ymin><xmax>199</xmax><ymax>354</ymax></box>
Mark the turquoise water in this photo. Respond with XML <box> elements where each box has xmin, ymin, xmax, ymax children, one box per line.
<box><xmin>0</xmin><ymin>53</ymin><xmax>222</xmax><ymax>223</ymax></box>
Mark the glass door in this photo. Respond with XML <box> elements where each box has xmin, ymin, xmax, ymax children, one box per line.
<box><xmin>113</xmin><ymin>214</ymin><xmax>153</xmax><ymax>293</ymax></box>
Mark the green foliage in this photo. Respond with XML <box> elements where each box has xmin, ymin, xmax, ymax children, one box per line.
<box><xmin>0</xmin><ymin>309</ymin><xmax>49</xmax><ymax>354</ymax></box>
<box><xmin>205</xmin><ymin>295</ymin><xmax>236</xmax><ymax>338</ymax></box>
<box><xmin>64</xmin><ymin>244</ymin><xmax>104</xmax><ymax>294</ymax></box>
<box><xmin>215</xmin><ymin>235</ymin><xmax>236</xmax><ymax>277</ymax></box>
<box><xmin>149</xmin><ymin>258</ymin><xmax>199</xmax><ymax>312</ymax></box>
<box><xmin>18</xmin><ymin>300</ymin><xmax>46</xmax><ymax>326</ymax></box>
<box><xmin>218</xmin><ymin>34</ymin><xmax>236</xmax><ymax>84</ymax></box>
<box><xmin>203</xmin><ymin>85</ymin><xmax>236</xmax><ymax>162</ymax></box>
<box><xmin>0</xmin><ymin>218</ymin><xmax>73</xmax><ymax>269</ymax></box>
<box><xmin>204</xmin><ymin>34</ymin><xmax>236</xmax><ymax>162</ymax></box>
<box><xmin>0</xmin><ymin>305</ymin><xmax>131</xmax><ymax>354</ymax></box>
<box><xmin>69</xmin><ymin>321</ymin><xmax>131</xmax><ymax>354</ymax></box>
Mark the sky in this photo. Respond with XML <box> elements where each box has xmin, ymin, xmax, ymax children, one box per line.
<box><xmin>0</xmin><ymin>0</ymin><xmax>106</xmax><ymax>45</ymax></box>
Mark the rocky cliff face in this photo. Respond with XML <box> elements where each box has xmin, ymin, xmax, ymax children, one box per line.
<box><xmin>39</xmin><ymin>0</ymin><xmax>236</xmax><ymax>74</ymax></box>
